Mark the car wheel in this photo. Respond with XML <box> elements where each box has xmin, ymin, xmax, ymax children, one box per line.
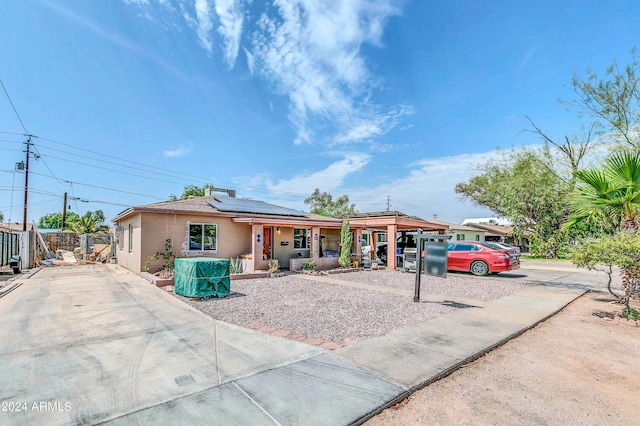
<box><xmin>470</xmin><ymin>261</ymin><xmax>489</xmax><ymax>276</ymax></box>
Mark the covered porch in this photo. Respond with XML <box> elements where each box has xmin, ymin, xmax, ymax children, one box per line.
<box><xmin>346</xmin><ymin>211</ymin><xmax>449</xmax><ymax>270</ymax></box>
<box><xmin>231</xmin><ymin>216</ymin><xmax>366</xmax><ymax>273</ymax></box>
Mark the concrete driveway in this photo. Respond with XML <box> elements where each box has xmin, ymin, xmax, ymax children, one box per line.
<box><xmin>0</xmin><ymin>261</ymin><xmax>603</xmax><ymax>425</ymax></box>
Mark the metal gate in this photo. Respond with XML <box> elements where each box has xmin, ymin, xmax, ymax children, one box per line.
<box><xmin>0</xmin><ymin>231</ymin><xmax>19</xmax><ymax>267</ymax></box>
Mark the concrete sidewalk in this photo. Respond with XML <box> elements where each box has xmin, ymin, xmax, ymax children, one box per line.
<box><xmin>0</xmin><ymin>264</ymin><xmax>594</xmax><ymax>425</ymax></box>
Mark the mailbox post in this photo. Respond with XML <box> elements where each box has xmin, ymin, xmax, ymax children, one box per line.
<box><xmin>411</xmin><ymin>230</ymin><xmax>450</xmax><ymax>302</ymax></box>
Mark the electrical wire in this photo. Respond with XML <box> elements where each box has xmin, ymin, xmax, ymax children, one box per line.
<box><xmin>37</xmin><ymin>152</ymin><xmax>201</xmax><ymax>187</ymax></box>
<box><xmin>28</xmin><ymin>171</ymin><xmax>163</xmax><ymax>200</ymax></box>
<box><xmin>0</xmin><ymin>79</ymin><xmax>28</xmax><ymax>134</ymax></box>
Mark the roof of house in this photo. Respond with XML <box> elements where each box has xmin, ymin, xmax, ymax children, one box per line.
<box><xmin>113</xmin><ymin>196</ymin><xmax>310</xmax><ymax>221</ymax></box>
<box><xmin>345</xmin><ymin>210</ymin><xmax>449</xmax><ymax>232</ymax></box>
<box><xmin>427</xmin><ymin>219</ymin><xmax>485</xmax><ymax>233</ymax></box>
<box><xmin>0</xmin><ymin>223</ymin><xmax>35</xmax><ymax>232</ymax></box>
<box><xmin>463</xmin><ymin>222</ymin><xmax>514</xmax><ymax>236</ymax></box>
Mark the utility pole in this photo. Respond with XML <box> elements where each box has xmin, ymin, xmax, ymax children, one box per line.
<box><xmin>386</xmin><ymin>195</ymin><xmax>391</xmax><ymax>212</ymax></box>
<box><xmin>22</xmin><ymin>135</ymin><xmax>31</xmax><ymax>231</ymax></box>
<box><xmin>62</xmin><ymin>192</ymin><xmax>68</xmax><ymax>230</ymax></box>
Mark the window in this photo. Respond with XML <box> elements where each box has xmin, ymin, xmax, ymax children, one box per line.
<box><xmin>475</xmin><ymin>235</ymin><xmax>480</xmax><ymax>241</ymax></box>
<box><xmin>128</xmin><ymin>224</ymin><xmax>134</xmax><ymax>252</ymax></box>
<box><xmin>189</xmin><ymin>224</ymin><xmax>217</xmax><ymax>251</ymax></box>
<box><xmin>454</xmin><ymin>244</ymin><xmax>480</xmax><ymax>251</ymax></box>
<box><xmin>117</xmin><ymin>226</ymin><xmax>124</xmax><ymax>251</ymax></box>
<box><xmin>456</xmin><ymin>234</ymin><xmax>466</xmax><ymax>241</ymax></box>
<box><xmin>294</xmin><ymin>228</ymin><xmax>310</xmax><ymax>249</ymax></box>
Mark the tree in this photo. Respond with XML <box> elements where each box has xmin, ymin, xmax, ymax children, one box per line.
<box><xmin>169</xmin><ymin>184</ymin><xmax>216</xmax><ymax>201</ymax></box>
<box><xmin>66</xmin><ymin>210</ymin><xmax>108</xmax><ymax>234</ymax></box>
<box><xmin>524</xmin><ymin>116</ymin><xmax>598</xmax><ymax>175</ymax></box>
<box><xmin>338</xmin><ymin>220</ymin><xmax>353</xmax><ymax>268</ymax></box>
<box><xmin>455</xmin><ymin>147</ymin><xmax>572</xmax><ymax>257</ymax></box>
<box><xmin>565</xmin><ymin>151</ymin><xmax>640</xmax><ymax>231</ymax></box>
<box><xmin>572</xmin><ymin>232</ymin><xmax>640</xmax><ymax>320</ymax></box>
<box><xmin>37</xmin><ymin>212</ymin><xmax>80</xmax><ymax>229</ymax></box>
<box><xmin>304</xmin><ymin>188</ymin><xmax>357</xmax><ymax>217</ymax></box>
<box><xmin>0</xmin><ymin>211</ymin><xmax>3</xmax><ymax>222</ymax></box>
<box><xmin>562</xmin><ymin>47</ymin><xmax>640</xmax><ymax>151</ymax></box>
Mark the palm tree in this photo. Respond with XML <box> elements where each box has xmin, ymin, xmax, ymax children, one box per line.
<box><xmin>66</xmin><ymin>210</ymin><xmax>109</xmax><ymax>234</ymax></box>
<box><xmin>565</xmin><ymin>151</ymin><xmax>640</xmax><ymax>231</ymax></box>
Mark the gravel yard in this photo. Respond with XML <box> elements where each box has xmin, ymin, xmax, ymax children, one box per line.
<box><xmin>173</xmin><ymin>269</ymin><xmax>533</xmax><ymax>346</ymax></box>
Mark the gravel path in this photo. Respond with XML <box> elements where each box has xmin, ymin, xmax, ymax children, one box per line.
<box><xmin>173</xmin><ymin>270</ymin><xmax>533</xmax><ymax>346</ymax></box>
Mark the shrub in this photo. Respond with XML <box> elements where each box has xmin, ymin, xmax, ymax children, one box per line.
<box><xmin>572</xmin><ymin>232</ymin><xmax>640</xmax><ymax>319</ymax></box>
<box><xmin>339</xmin><ymin>220</ymin><xmax>352</xmax><ymax>268</ymax></box>
<box><xmin>301</xmin><ymin>259</ymin><xmax>316</xmax><ymax>271</ymax></box>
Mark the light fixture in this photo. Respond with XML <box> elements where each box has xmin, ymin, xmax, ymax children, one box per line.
<box><xmin>276</xmin><ymin>227</ymin><xmax>281</xmax><ymax>234</ymax></box>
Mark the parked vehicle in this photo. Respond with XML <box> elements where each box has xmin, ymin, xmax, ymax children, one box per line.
<box><xmin>484</xmin><ymin>241</ymin><xmax>521</xmax><ymax>255</ymax></box>
<box><xmin>376</xmin><ymin>234</ymin><xmax>417</xmax><ymax>264</ymax></box>
<box><xmin>447</xmin><ymin>241</ymin><xmax>520</xmax><ymax>276</ymax></box>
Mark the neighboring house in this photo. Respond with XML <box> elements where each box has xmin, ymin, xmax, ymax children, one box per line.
<box><xmin>112</xmin><ymin>196</ymin><xmax>448</xmax><ymax>275</ymax></box>
<box><xmin>461</xmin><ymin>217</ymin><xmax>512</xmax><ymax>226</ymax></box>
<box><xmin>427</xmin><ymin>219</ymin><xmax>486</xmax><ymax>242</ymax></box>
<box><xmin>0</xmin><ymin>223</ymin><xmax>35</xmax><ymax>232</ymax></box>
<box><xmin>462</xmin><ymin>223</ymin><xmax>517</xmax><ymax>243</ymax></box>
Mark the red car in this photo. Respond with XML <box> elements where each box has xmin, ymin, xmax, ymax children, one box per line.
<box><xmin>447</xmin><ymin>241</ymin><xmax>520</xmax><ymax>276</ymax></box>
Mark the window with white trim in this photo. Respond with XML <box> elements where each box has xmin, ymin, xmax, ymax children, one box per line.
<box><xmin>128</xmin><ymin>224</ymin><xmax>134</xmax><ymax>252</ymax></box>
<box><xmin>456</xmin><ymin>234</ymin><xmax>465</xmax><ymax>241</ymax></box>
<box><xmin>293</xmin><ymin>228</ymin><xmax>310</xmax><ymax>249</ymax></box>
<box><xmin>189</xmin><ymin>224</ymin><xmax>217</xmax><ymax>251</ymax></box>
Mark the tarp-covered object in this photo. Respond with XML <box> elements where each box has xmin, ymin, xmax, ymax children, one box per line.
<box><xmin>174</xmin><ymin>258</ymin><xmax>230</xmax><ymax>298</ymax></box>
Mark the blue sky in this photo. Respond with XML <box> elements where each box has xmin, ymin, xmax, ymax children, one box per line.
<box><xmin>1</xmin><ymin>0</ymin><xmax>638</xmax><ymax>226</ymax></box>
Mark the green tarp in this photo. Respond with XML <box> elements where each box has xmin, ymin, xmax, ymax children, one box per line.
<box><xmin>174</xmin><ymin>257</ymin><xmax>230</xmax><ymax>298</ymax></box>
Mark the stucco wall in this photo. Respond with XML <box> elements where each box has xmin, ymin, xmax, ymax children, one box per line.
<box><xmin>117</xmin><ymin>212</ymin><xmax>252</xmax><ymax>273</ymax></box>
<box><xmin>116</xmin><ymin>214</ymin><xmax>142</xmax><ymax>273</ymax></box>
<box><xmin>271</xmin><ymin>226</ymin><xmax>312</xmax><ymax>271</ymax></box>
<box><xmin>448</xmin><ymin>230</ymin><xmax>485</xmax><ymax>242</ymax></box>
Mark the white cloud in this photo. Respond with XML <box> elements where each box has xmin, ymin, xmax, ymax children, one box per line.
<box><xmin>194</xmin><ymin>0</ymin><xmax>214</xmax><ymax>54</ymax></box>
<box><xmin>264</xmin><ymin>152</ymin><xmax>371</xmax><ymax>194</ymax></box>
<box><xmin>250</xmin><ymin>0</ymin><xmax>409</xmax><ymax>145</ymax></box>
<box><xmin>214</xmin><ymin>0</ymin><xmax>244</xmax><ymax>68</ymax></box>
<box><xmin>163</xmin><ymin>141</ymin><xmax>194</xmax><ymax>157</ymax></box>
<box><xmin>347</xmin><ymin>151</ymin><xmax>499</xmax><ymax>223</ymax></box>
<box><xmin>121</xmin><ymin>0</ymin><xmax>413</xmax><ymax>145</ymax></box>
<box><xmin>243</xmin><ymin>46</ymin><xmax>255</xmax><ymax>74</ymax></box>
<box><xmin>517</xmin><ymin>46</ymin><xmax>539</xmax><ymax>74</ymax></box>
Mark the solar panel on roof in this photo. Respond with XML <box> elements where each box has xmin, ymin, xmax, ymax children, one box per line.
<box><xmin>209</xmin><ymin>197</ymin><xmax>307</xmax><ymax>217</ymax></box>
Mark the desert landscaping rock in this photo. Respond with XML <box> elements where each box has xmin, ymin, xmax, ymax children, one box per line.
<box><xmin>173</xmin><ymin>270</ymin><xmax>534</xmax><ymax>345</ymax></box>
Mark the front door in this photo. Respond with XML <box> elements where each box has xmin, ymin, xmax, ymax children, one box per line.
<box><xmin>263</xmin><ymin>227</ymin><xmax>272</xmax><ymax>260</ymax></box>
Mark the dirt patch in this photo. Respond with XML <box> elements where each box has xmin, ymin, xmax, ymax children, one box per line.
<box><xmin>366</xmin><ymin>291</ymin><xmax>640</xmax><ymax>425</ymax></box>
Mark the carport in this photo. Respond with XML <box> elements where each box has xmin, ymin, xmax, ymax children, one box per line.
<box><xmin>346</xmin><ymin>211</ymin><xmax>449</xmax><ymax>270</ymax></box>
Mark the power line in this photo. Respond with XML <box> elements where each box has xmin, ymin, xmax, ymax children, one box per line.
<box><xmin>32</xmin><ymin>134</ymin><xmax>320</xmax><ymax>200</ymax></box>
<box><xmin>0</xmin><ymin>79</ymin><xmax>28</xmax><ymax>134</ymax></box>
<box><xmin>37</xmin><ymin>152</ymin><xmax>199</xmax><ymax>187</ymax></box>
<box><xmin>28</xmin><ymin>171</ymin><xmax>163</xmax><ymax>200</ymax></box>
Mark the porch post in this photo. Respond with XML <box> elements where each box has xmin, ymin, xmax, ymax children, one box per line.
<box><xmin>371</xmin><ymin>231</ymin><xmax>377</xmax><ymax>260</ymax></box>
<box><xmin>354</xmin><ymin>227</ymin><xmax>362</xmax><ymax>256</ymax></box>
<box><xmin>311</xmin><ymin>226</ymin><xmax>321</xmax><ymax>259</ymax></box>
<box><xmin>249</xmin><ymin>224</ymin><xmax>263</xmax><ymax>273</ymax></box>
<box><xmin>387</xmin><ymin>224</ymin><xmax>398</xmax><ymax>270</ymax></box>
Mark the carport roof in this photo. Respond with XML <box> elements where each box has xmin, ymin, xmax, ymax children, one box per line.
<box><xmin>344</xmin><ymin>211</ymin><xmax>448</xmax><ymax>232</ymax></box>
